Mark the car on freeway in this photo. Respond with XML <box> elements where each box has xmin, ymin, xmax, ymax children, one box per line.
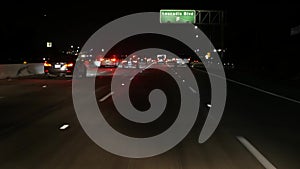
<box><xmin>43</xmin><ymin>53</ymin><xmax>88</xmax><ymax>78</ymax></box>
<box><xmin>166</xmin><ymin>57</ymin><xmax>190</xmax><ymax>67</ymax></box>
<box><xmin>44</xmin><ymin>54</ymin><xmax>77</xmax><ymax>77</ymax></box>
<box><xmin>190</xmin><ymin>59</ymin><xmax>205</xmax><ymax>69</ymax></box>
<box><xmin>118</xmin><ymin>55</ymin><xmax>139</xmax><ymax>68</ymax></box>
<box><xmin>156</xmin><ymin>54</ymin><xmax>167</xmax><ymax>64</ymax></box>
<box><xmin>137</xmin><ymin>57</ymin><xmax>148</xmax><ymax>69</ymax></box>
<box><xmin>99</xmin><ymin>55</ymin><xmax>120</xmax><ymax>67</ymax></box>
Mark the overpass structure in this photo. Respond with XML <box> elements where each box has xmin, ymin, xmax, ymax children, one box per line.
<box><xmin>194</xmin><ymin>10</ymin><xmax>225</xmax><ymax>59</ymax></box>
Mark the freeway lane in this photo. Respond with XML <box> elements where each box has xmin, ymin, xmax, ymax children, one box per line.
<box><xmin>0</xmin><ymin>67</ymin><xmax>298</xmax><ymax>168</ymax></box>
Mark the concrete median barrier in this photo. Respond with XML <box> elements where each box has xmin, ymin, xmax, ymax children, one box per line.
<box><xmin>0</xmin><ymin>63</ymin><xmax>44</xmax><ymax>79</ymax></box>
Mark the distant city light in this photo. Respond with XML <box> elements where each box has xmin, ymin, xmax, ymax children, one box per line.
<box><xmin>194</xmin><ymin>26</ymin><xmax>198</xmax><ymax>29</ymax></box>
<box><xmin>46</xmin><ymin>42</ymin><xmax>52</xmax><ymax>48</ymax></box>
<box><xmin>101</xmin><ymin>48</ymin><xmax>105</xmax><ymax>52</ymax></box>
<box><xmin>77</xmin><ymin>46</ymin><xmax>80</xmax><ymax>49</ymax></box>
<box><xmin>71</xmin><ymin>45</ymin><xmax>73</xmax><ymax>48</ymax></box>
<box><xmin>195</xmin><ymin>35</ymin><xmax>199</xmax><ymax>38</ymax></box>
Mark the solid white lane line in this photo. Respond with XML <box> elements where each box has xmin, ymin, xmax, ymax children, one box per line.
<box><xmin>59</xmin><ymin>124</ymin><xmax>69</xmax><ymax>130</ymax></box>
<box><xmin>195</xmin><ymin>68</ymin><xmax>300</xmax><ymax>104</ymax></box>
<box><xmin>227</xmin><ymin>78</ymin><xmax>300</xmax><ymax>104</ymax></box>
<box><xmin>189</xmin><ymin>86</ymin><xmax>197</xmax><ymax>94</ymax></box>
<box><xmin>237</xmin><ymin>136</ymin><xmax>277</xmax><ymax>169</ymax></box>
<box><xmin>99</xmin><ymin>92</ymin><xmax>114</xmax><ymax>102</ymax></box>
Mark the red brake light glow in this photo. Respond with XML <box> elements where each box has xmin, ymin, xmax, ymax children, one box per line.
<box><xmin>111</xmin><ymin>58</ymin><xmax>116</xmax><ymax>62</ymax></box>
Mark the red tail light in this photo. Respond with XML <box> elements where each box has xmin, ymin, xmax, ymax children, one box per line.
<box><xmin>111</xmin><ymin>58</ymin><xmax>116</xmax><ymax>62</ymax></box>
<box><xmin>44</xmin><ymin>62</ymin><xmax>52</xmax><ymax>67</ymax></box>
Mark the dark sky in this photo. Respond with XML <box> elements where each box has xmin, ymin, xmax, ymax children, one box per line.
<box><xmin>1</xmin><ymin>1</ymin><xmax>300</xmax><ymax>64</ymax></box>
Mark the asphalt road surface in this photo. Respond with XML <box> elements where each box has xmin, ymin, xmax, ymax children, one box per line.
<box><xmin>0</xmin><ymin>66</ymin><xmax>299</xmax><ymax>169</ymax></box>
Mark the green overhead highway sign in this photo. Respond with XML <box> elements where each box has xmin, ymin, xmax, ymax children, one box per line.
<box><xmin>160</xmin><ymin>9</ymin><xmax>196</xmax><ymax>24</ymax></box>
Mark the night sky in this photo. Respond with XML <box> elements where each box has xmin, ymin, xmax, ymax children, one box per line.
<box><xmin>1</xmin><ymin>1</ymin><xmax>300</xmax><ymax>71</ymax></box>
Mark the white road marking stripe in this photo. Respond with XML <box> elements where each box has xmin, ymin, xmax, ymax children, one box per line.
<box><xmin>195</xmin><ymin>69</ymin><xmax>300</xmax><ymax>104</ymax></box>
<box><xmin>59</xmin><ymin>124</ymin><xmax>69</xmax><ymax>130</ymax></box>
<box><xmin>145</xmin><ymin>62</ymin><xmax>154</xmax><ymax>70</ymax></box>
<box><xmin>99</xmin><ymin>92</ymin><xmax>114</xmax><ymax>102</ymax></box>
<box><xmin>189</xmin><ymin>86</ymin><xmax>197</xmax><ymax>94</ymax></box>
<box><xmin>237</xmin><ymin>136</ymin><xmax>277</xmax><ymax>169</ymax></box>
<box><xmin>95</xmin><ymin>86</ymin><xmax>108</xmax><ymax>93</ymax></box>
<box><xmin>227</xmin><ymin>78</ymin><xmax>300</xmax><ymax>104</ymax></box>
<box><xmin>206</xmin><ymin>103</ymin><xmax>212</xmax><ymax>108</ymax></box>
<box><xmin>42</xmin><ymin>85</ymin><xmax>47</xmax><ymax>88</ymax></box>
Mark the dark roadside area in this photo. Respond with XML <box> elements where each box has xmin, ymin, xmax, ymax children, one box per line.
<box><xmin>224</xmin><ymin>66</ymin><xmax>300</xmax><ymax>102</ymax></box>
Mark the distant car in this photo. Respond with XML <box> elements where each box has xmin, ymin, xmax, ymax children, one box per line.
<box><xmin>165</xmin><ymin>58</ymin><xmax>177</xmax><ymax>67</ymax></box>
<box><xmin>119</xmin><ymin>55</ymin><xmax>139</xmax><ymax>68</ymax></box>
<box><xmin>190</xmin><ymin>60</ymin><xmax>204</xmax><ymax>69</ymax></box>
<box><xmin>100</xmin><ymin>55</ymin><xmax>119</xmax><ymax>67</ymax></box>
<box><xmin>166</xmin><ymin>57</ymin><xmax>190</xmax><ymax>67</ymax></box>
<box><xmin>157</xmin><ymin>54</ymin><xmax>166</xmax><ymax>64</ymax></box>
<box><xmin>137</xmin><ymin>57</ymin><xmax>148</xmax><ymax>69</ymax></box>
<box><xmin>44</xmin><ymin>54</ymin><xmax>80</xmax><ymax>77</ymax></box>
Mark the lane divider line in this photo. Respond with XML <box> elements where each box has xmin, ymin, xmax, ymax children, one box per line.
<box><xmin>59</xmin><ymin>124</ymin><xmax>69</xmax><ymax>130</ymax></box>
<box><xmin>189</xmin><ymin>86</ymin><xmax>197</xmax><ymax>94</ymax></box>
<box><xmin>194</xmin><ymin>68</ymin><xmax>300</xmax><ymax>104</ymax></box>
<box><xmin>99</xmin><ymin>92</ymin><xmax>114</xmax><ymax>102</ymax></box>
<box><xmin>237</xmin><ymin>136</ymin><xmax>277</xmax><ymax>169</ymax></box>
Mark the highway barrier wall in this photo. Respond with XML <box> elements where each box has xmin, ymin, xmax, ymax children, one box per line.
<box><xmin>0</xmin><ymin>63</ymin><xmax>44</xmax><ymax>79</ymax></box>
